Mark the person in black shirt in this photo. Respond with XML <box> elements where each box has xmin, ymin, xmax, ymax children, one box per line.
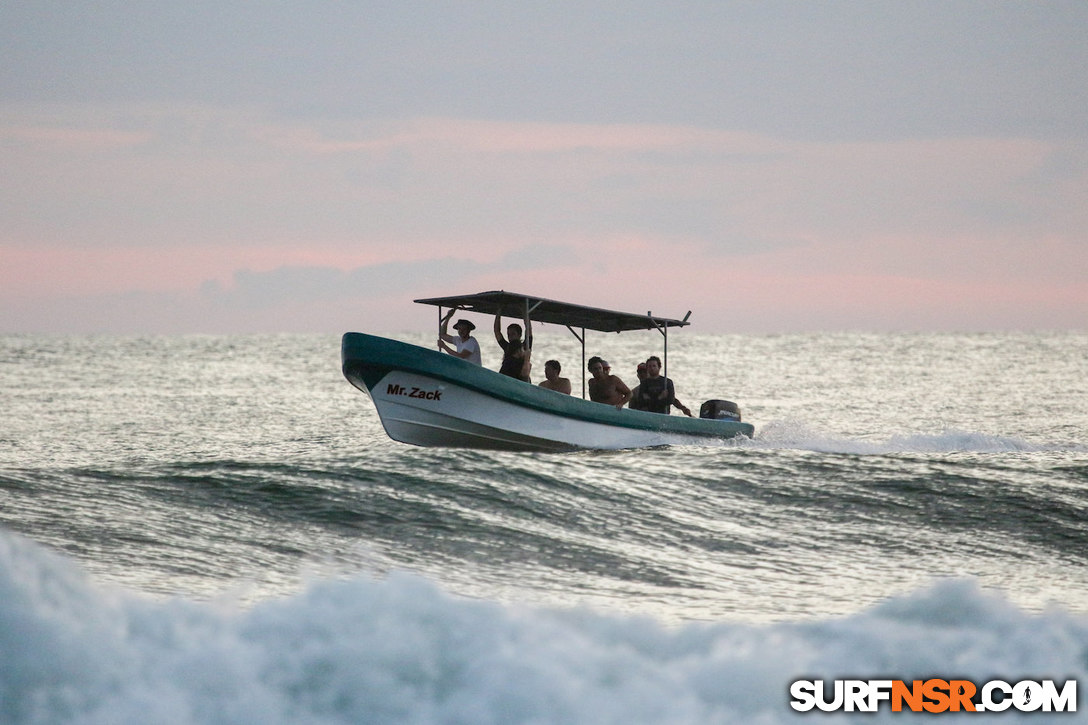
<box><xmin>631</xmin><ymin>356</ymin><xmax>692</xmax><ymax>416</ymax></box>
<box><xmin>628</xmin><ymin>361</ymin><xmax>649</xmax><ymax>411</ymax></box>
<box><xmin>493</xmin><ymin>308</ymin><xmax>533</xmax><ymax>382</ymax></box>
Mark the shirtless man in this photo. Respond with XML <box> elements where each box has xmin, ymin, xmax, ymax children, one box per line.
<box><xmin>587</xmin><ymin>356</ymin><xmax>631</xmax><ymax>409</ymax></box>
<box><xmin>538</xmin><ymin>359</ymin><xmax>572</xmax><ymax>395</ymax></box>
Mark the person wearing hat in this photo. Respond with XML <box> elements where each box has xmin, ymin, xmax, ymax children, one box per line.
<box><xmin>438</xmin><ymin>309</ymin><xmax>482</xmax><ymax>365</ymax></box>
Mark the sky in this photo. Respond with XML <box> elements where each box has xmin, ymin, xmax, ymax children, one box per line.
<box><xmin>2</xmin><ymin>1</ymin><xmax>1086</xmax><ymax>334</ymax></box>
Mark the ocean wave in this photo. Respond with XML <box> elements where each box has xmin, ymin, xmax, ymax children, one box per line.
<box><xmin>2</xmin><ymin>530</ymin><xmax>1085</xmax><ymax>725</ymax></box>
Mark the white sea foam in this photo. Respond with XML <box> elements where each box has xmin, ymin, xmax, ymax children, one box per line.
<box><xmin>2</xmin><ymin>531</ymin><xmax>1085</xmax><ymax>724</ymax></box>
<box><xmin>751</xmin><ymin>419</ymin><xmax>1080</xmax><ymax>455</ymax></box>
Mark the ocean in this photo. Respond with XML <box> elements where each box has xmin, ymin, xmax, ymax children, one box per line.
<box><xmin>1</xmin><ymin>330</ymin><xmax>1086</xmax><ymax>723</ymax></box>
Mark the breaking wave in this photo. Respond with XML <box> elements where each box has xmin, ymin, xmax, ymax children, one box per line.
<box><xmin>2</xmin><ymin>531</ymin><xmax>1086</xmax><ymax>724</ymax></box>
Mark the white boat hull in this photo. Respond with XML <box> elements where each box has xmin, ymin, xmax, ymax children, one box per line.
<box><xmin>369</xmin><ymin>371</ymin><xmax>718</xmax><ymax>452</ymax></box>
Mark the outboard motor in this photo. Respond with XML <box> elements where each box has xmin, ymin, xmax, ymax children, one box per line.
<box><xmin>700</xmin><ymin>399</ymin><xmax>741</xmax><ymax>421</ymax></box>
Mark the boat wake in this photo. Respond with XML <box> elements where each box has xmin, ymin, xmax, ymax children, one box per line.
<box><xmin>750</xmin><ymin>420</ymin><xmax>1082</xmax><ymax>455</ymax></box>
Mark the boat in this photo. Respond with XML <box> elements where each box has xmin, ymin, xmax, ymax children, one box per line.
<box><xmin>341</xmin><ymin>290</ymin><xmax>754</xmax><ymax>452</ymax></box>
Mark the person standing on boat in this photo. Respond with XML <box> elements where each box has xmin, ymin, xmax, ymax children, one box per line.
<box><xmin>538</xmin><ymin>359</ymin><xmax>572</xmax><ymax>395</ymax></box>
<box><xmin>494</xmin><ymin>308</ymin><xmax>533</xmax><ymax>382</ymax></box>
<box><xmin>438</xmin><ymin>310</ymin><xmax>482</xmax><ymax>365</ymax></box>
<box><xmin>633</xmin><ymin>356</ymin><xmax>692</xmax><ymax>416</ymax></box>
<box><xmin>588</xmin><ymin>356</ymin><xmax>631</xmax><ymax>409</ymax></box>
<box><xmin>628</xmin><ymin>361</ymin><xmax>649</xmax><ymax>410</ymax></box>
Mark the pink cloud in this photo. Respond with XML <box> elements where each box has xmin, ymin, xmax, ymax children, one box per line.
<box><xmin>260</xmin><ymin>117</ymin><xmax>769</xmax><ymax>155</ymax></box>
<box><xmin>0</xmin><ymin>244</ymin><xmax>395</xmax><ymax>298</ymax></box>
<box><xmin>2</xmin><ymin>106</ymin><xmax>1085</xmax><ymax>333</ymax></box>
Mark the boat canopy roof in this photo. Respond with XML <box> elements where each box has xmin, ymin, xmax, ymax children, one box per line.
<box><xmin>415</xmin><ymin>290</ymin><xmax>691</xmax><ymax>334</ymax></box>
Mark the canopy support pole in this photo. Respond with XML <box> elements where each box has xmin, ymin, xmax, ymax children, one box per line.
<box><xmin>565</xmin><ymin>325</ymin><xmax>587</xmax><ymax>399</ymax></box>
<box><xmin>647</xmin><ymin>310</ymin><xmax>689</xmax><ymax>389</ymax></box>
<box><xmin>422</xmin><ymin>294</ymin><xmax>689</xmax><ymax>402</ymax></box>
<box><xmin>648</xmin><ymin>312</ymin><xmax>668</xmax><ymax>383</ymax></box>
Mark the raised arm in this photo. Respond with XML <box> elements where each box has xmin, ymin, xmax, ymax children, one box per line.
<box><xmin>522</xmin><ymin>306</ymin><xmax>533</xmax><ymax>350</ymax></box>
<box><xmin>493</xmin><ymin>312</ymin><xmax>506</xmax><ymax>346</ymax></box>
<box><xmin>439</xmin><ymin>308</ymin><xmax>457</xmax><ymax>343</ymax></box>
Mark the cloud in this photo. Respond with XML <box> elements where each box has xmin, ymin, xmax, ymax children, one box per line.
<box><xmin>5</xmin><ymin>103</ymin><xmax>1084</xmax><ymax>252</ymax></box>
<box><xmin>10</xmin><ymin>3</ymin><xmax>1087</xmax><ymax>141</ymax></box>
<box><xmin>202</xmin><ymin>245</ymin><xmax>583</xmax><ymax>309</ymax></box>
<box><xmin>2</xmin><ymin>95</ymin><xmax>1085</xmax><ymax>333</ymax></box>
<box><xmin>201</xmin><ymin>259</ymin><xmax>484</xmax><ymax>310</ymax></box>
<box><xmin>496</xmin><ymin>244</ymin><xmax>582</xmax><ymax>272</ymax></box>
